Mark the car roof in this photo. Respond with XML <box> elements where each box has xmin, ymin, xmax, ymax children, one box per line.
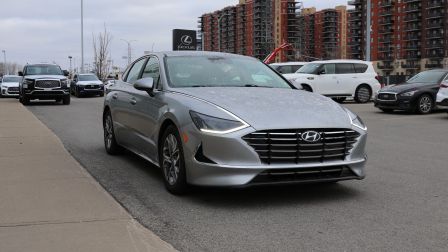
<box><xmin>26</xmin><ymin>63</ymin><xmax>60</xmax><ymax>67</ymax></box>
<box><xmin>78</xmin><ymin>73</ymin><xmax>97</xmax><ymax>76</ymax></box>
<box><xmin>150</xmin><ymin>51</ymin><xmax>257</xmax><ymax>60</ymax></box>
<box><xmin>270</xmin><ymin>62</ymin><xmax>308</xmax><ymax>66</ymax></box>
<box><xmin>309</xmin><ymin>60</ymin><xmax>372</xmax><ymax>64</ymax></box>
<box><xmin>2</xmin><ymin>75</ymin><xmax>20</xmax><ymax>77</ymax></box>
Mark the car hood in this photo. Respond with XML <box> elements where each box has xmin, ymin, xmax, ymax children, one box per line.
<box><xmin>174</xmin><ymin>87</ymin><xmax>352</xmax><ymax>130</ymax></box>
<box><xmin>1</xmin><ymin>82</ymin><xmax>19</xmax><ymax>88</ymax></box>
<box><xmin>24</xmin><ymin>75</ymin><xmax>66</xmax><ymax>80</ymax></box>
<box><xmin>77</xmin><ymin>80</ymin><xmax>103</xmax><ymax>85</ymax></box>
<box><xmin>380</xmin><ymin>82</ymin><xmax>437</xmax><ymax>93</ymax></box>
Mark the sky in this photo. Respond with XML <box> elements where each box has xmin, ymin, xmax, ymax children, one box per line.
<box><xmin>0</xmin><ymin>0</ymin><xmax>348</xmax><ymax>71</ymax></box>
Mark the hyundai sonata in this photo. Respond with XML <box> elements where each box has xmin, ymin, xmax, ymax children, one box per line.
<box><xmin>103</xmin><ymin>52</ymin><xmax>367</xmax><ymax>194</ymax></box>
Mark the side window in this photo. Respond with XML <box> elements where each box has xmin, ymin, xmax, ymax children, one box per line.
<box><xmin>354</xmin><ymin>63</ymin><xmax>368</xmax><ymax>73</ymax></box>
<box><xmin>322</xmin><ymin>64</ymin><xmax>335</xmax><ymax>74</ymax></box>
<box><xmin>336</xmin><ymin>63</ymin><xmax>355</xmax><ymax>74</ymax></box>
<box><xmin>141</xmin><ymin>57</ymin><xmax>160</xmax><ymax>87</ymax></box>
<box><xmin>125</xmin><ymin>58</ymin><xmax>147</xmax><ymax>84</ymax></box>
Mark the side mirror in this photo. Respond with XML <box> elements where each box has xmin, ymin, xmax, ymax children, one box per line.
<box><xmin>18</xmin><ymin>71</ymin><xmax>24</xmax><ymax>76</ymax></box>
<box><xmin>134</xmin><ymin>77</ymin><xmax>154</xmax><ymax>95</ymax></box>
<box><xmin>63</xmin><ymin>70</ymin><xmax>69</xmax><ymax>77</ymax></box>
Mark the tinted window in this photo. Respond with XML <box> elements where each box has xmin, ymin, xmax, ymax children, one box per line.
<box><xmin>165</xmin><ymin>56</ymin><xmax>292</xmax><ymax>89</ymax></box>
<box><xmin>406</xmin><ymin>71</ymin><xmax>447</xmax><ymax>84</ymax></box>
<box><xmin>354</xmin><ymin>63</ymin><xmax>368</xmax><ymax>73</ymax></box>
<box><xmin>297</xmin><ymin>63</ymin><xmax>322</xmax><ymax>74</ymax></box>
<box><xmin>322</xmin><ymin>64</ymin><xmax>336</xmax><ymax>74</ymax></box>
<box><xmin>78</xmin><ymin>75</ymin><xmax>99</xmax><ymax>81</ymax></box>
<box><xmin>2</xmin><ymin>76</ymin><xmax>21</xmax><ymax>82</ymax></box>
<box><xmin>142</xmin><ymin>57</ymin><xmax>160</xmax><ymax>86</ymax></box>
<box><xmin>126</xmin><ymin>58</ymin><xmax>147</xmax><ymax>84</ymax></box>
<box><xmin>336</xmin><ymin>63</ymin><xmax>355</xmax><ymax>74</ymax></box>
<box><xmin>275</xmin><ymin>65</ymin><xmax>303</xmax><ymax>74</ymax></box>
<box><xmin>25</xmin><ymin>65</ymin><xmax>63</xmax><ymax>75</ymax></box>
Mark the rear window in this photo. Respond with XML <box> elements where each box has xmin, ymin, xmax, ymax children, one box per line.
<box><xmin>336</xmin><ymin>63</ymin><xmax>355</xmax><ymax>74</ymax></box>
<box><xmin>354</xmin><ymin>63</ymin><xmax>368</xmax><ymax>73</ymax></box>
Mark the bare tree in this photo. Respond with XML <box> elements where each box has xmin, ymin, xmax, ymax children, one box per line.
<box><xmin>92</xmin><ymin>25</ymin><xmax>113</xmax><ymax>80</ymax></box>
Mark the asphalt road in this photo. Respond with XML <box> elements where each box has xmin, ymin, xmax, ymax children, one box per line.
<box><xmin>26</xmin><ymin>96</ymin><xmax>448</xmax><ymax>251</ymax></box>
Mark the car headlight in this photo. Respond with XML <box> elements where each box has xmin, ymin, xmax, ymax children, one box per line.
<box><xmin>61</xmin><ymin>79</ymin><xmax>69</xmax><ymax>87</ymax></box>
<box><xmin>189</xmin><ymin>110</ymin><xmax>249</xmax><ymax>134</ymax></box>
<box><xmin>400</xmin><ymin>90</ymin><xmax>417</xmax><ymax>97</ymax></box>
<box><xmin>23</xmin><ymin>79</ymin><xmax>33</xmax><ymax>88</ymax></box>
<box><xmin>345</xmin><ymin>108</ymin><xmax>367</xmax><ymax>131</ymax></box>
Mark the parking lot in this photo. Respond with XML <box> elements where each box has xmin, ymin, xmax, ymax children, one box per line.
<box><xmin>20</xmin><ymin>95</ymin><xmax>448</xmax><ymax>251</ymax></box>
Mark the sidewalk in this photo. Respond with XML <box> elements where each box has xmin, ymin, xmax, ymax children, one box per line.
<box><xmin>0</xmin><ymin>99</ymin><xmax>176</xmax><ymax>252</ymax></box>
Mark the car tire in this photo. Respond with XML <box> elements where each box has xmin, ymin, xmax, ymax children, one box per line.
<box><xmin>416</xmin><ymin>94</ymin><xmax>433</xmax><ymax>114</ymax></box>
<box><xmin>380</xmin><ymin>108</ymin><xmax>394</xmax><ymax>113</ymax></box>
<box><xmin>354</xmin><ymin>85</ymin><xmax>372</xmax><ymax>103</ymax></box>
<box><xmin>62</xmin><ymin>95</ymin><xmax>70</xmax><ymax>105</ymax></box>
<box><xmin>159</xmin><ymin>125</ymin><xmax>188</xmax><ymax>195</ymax></box>
<box><xmin>21</xmin><ymin>95</ymin><xmax>30</xmax><ymax>105</ymax></box>
<box><xmin>103</xmin><ymin>110</ymin><xmax>123</xmax><ymax>155</ymax></box>
<box><xmin>99</xmin><ymin>92</ymin><xmax>104</xmax><ymax>97</ymax></box>
<box><xmin>55</xmin><ymin>98</ymin><xmax>62</xmax><ymax>103</ymax></box>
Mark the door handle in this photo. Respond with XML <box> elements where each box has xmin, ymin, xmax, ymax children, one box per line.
<box><xmin>112</xmin><ymin>93</ymin><xmax>118</xmax><ymax>99</ymax></box>
<box><xmin>130</xmin><ymin>98</ymin><xmax>137</xmax><ymax>105</ymax></box>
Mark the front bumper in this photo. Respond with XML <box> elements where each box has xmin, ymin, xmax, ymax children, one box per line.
<box><xmin>78</xmin><ymin>85</ymin><xmax>104</xmax><ymax>95</ymax></box>
<box><xmin>182</xmin><ymin>125</ymin><xmax>367</xmax><ymax>187</ymax></box>
<box><xmin>24</xmin><ymin>88</ymin><xmax>70</xmax><ymax>100</ymax></box>
<box><xmin>436</xmin><ymin>93</ymin><xmax>448</xmax><ymax>107</ymax></box>
<box><xmin>374</xmin><ymin>96</ymin><xmax>413</xmax><ymax>111</ymax></box>
<box><xmin>1</xmin><ymin>88</ymin><xmax>19</xmax><ymax>97</ymax></box>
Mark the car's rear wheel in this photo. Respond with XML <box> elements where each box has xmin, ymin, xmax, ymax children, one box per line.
<box><xmin>159</xmin><ymin>125</ymin><xmax>188</xmax><ymax>195</ymax></box>
<box><xmin>21</xmin><ymin>95</ymin><xmax>30</xmax><ymax>105</ymax></box>
<box><xmin>416</xmin><ymin>94</ymin><xmax>433</xmax><ymax>114</ymax></box>
<box><xmin>103</xmin><ymin>110</ymin><xmax>123</xmax><ymax>155</ymax></box>
<box><xmin>355</xmin><ymin>85</ymin><xmax>371</xmax><ymax>103</ymax></box>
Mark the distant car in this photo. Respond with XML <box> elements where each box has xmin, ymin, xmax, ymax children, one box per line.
<box><xmin>436</xmin><ymin>79</ymin><xmax>448</xmax><ymax>112</ymax></box>
<box><xmin>375</xmin><ymin>69</ymin><xmax>448</xmax><ymax>114</ymax></box>
<box><xmin>0</xmin><ymin>75</ymin><xmax>21</xmax><ymax>97</ymax></box>
<box><xmin>269</xmin><ymin>62</ymin><xmax>307</xmax><ymax>74</ymax></box>
<box><xmin>71</xmin><ymin>74</ymin><xmax>104</xmax><ymax>97</ymax></box>
<box><xmin>103</xmin><ymin>51</ymin><xmax>367</xmax><ymax>194</ymax></box>
<box><xmin>283</xmin><ymin>60</ymin><xmax>381</xmax><ymax>103</ymax></box>
<box><xmin>18</xmin><ymin>64</ymin><xmax>71</xmax><ymax>105</ymax></box>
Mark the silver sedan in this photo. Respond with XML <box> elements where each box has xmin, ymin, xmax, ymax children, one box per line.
<box><xmin>103</xmin><ymin>51</ymin><xmax>367</xmax><ymax>194</ymax></box>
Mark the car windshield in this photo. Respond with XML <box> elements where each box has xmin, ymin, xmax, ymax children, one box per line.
<box><xmin>25</xmin><ymin>65</ymin><xmax>63</xmax><ymax>76</ymax></box>
<box><xmin>79</xmin><ymin>75</ymin><xmax>99</xmax><ymax>81</ymax></box>
<box><xmin>406</xmin><ymin>71</ymin><xmax>447</xmax><ymax>84</ymax></box>
<box><xmin>165</xmin><ymin>56</ymin><xmax>292</xmax><ymax>89</ymax></box>
<box><xmin>296</xmin><ymin>63</ymin><xmax>322</xmax><ymax>74</ymax></box>
<box><xmin>2</xmin><ymin>76</ymin><xmax>21</xmax><ymax>82</ymax></box>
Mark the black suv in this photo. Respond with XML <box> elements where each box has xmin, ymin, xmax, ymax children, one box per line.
<box><xmin>18</xmin><ymin>64</ymin><xmax>71</xmax><ymax>105</ymax></box>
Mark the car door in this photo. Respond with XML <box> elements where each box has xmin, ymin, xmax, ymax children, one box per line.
<box><xmin>335</xmin><ymin>63</ymin><xmax>357</xmax><ymax>96</ymax></box>
<box><xmin>111</xmin><ymin>57</ymin><xmax>148</xmax><ymax>150</ymax></box>
<box><xmin>314</xmin><ymin>63</ymin><xmax>337</xmax><ymax>95</ymax></box>
<box><xmin>126</xmin><ymin>56</ymin><xmax>164</xmax><ymax>162</ymax></box>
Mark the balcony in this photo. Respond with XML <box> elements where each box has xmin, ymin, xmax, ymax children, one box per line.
<box><xmin>404</xmin><ymin>15</ymin><xmax>421</xmax><ymax>22</ymax></box>
<box><xmin>379</xmin><ymin>18</ymin><xmax>394</xmax><ymax>25</ymax></box>
<box><xmin>427</xmin><ymin>33</ymin><xmax>443</xmax><ymax>39</ymax></box>
<box><xmin>348</xmin><ymin>0</ymin><xmax>362</xmax><ymax>6</ymax></box>
<box><xmin>425</xmin><ymin>63</ymin><xmax>443</xmax><ymax>68</ymax></box>
<box><xmin>379</xmin><ymin>27</ymin><xmax>394</xmax><ymax>34</ymax></box>
<box><xmin>404</xmin><ymin>44</ymin><xmax>420</xmax><ymax>50</ymax></box>
<box><xmin>404</xmin><ymin>35</ymin><xmax>420</xmax><ymax>41</ymax></box>
<box><xmin>404</xmin><ymin>25</ymin><xmax>421</xmax><ymax>32</ymax></box>
<box><xmin>426</xmin><ymin>22</ymin><xmax>443</xmax><ymax>29</ymax></box>
<box><xmin>378</xmin><ymin>47</ymin><xmax>394</xmax><ymax>52</ymax></box>
<box><xmin>379</xmin><ymin>11</ymin><xmax>393</xmax><ymax>17</ymax></box>
<box><xmin>426</xmin><ymin>42</ymin><xmax>444</xmax><ymax>49</ymax></box>
<box><xmin>404</xmin><ymin>5</ymin><xmax>421</xmax><ymax>13</ymax></box>
<box><xmin>377</xmin><ymin>63</ymin><xmax>394</xmax><ymax>70</ymax></box>
<box><xmin>426</xmin><ymin>49</ymin><xmax>444</xmax><ymax>58</ymax></box>
<box><xmin>427</xmin><ymin>1</ymin><xmax>444</xmax><ymax>9</ymax></box>
<box><xmin>426</xmin><ymin>11</ymin><xmax>444</xmax><ymax>19</ymax></box>
<box><xmin>401</xmin><ymin>62</ymin><xmax>420</xmax><ymax>69</ymax></box>
<box><xmin>379</xmin><ymin>0</ymin><xmax>394</xmax><ymax>7</ymax></box>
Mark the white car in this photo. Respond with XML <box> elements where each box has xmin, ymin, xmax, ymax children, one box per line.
<box><xmin>436</xmin><ymin>80</ymin><xmax>448</xmax><ymax>109</ymax></box>
<box><xmin>0</xmin><ymin>75</ymin><xmax>21</xmax><ymax>97</ymax></box>
<box><xmin>283</xmin><ymin>60</ymin><xmax>381</xmax><ymax>103</ymax></box>
<box><xmin>270</xmin><ymin>62</ymin><xmax>307</xmax><ymax>74</ymax></box>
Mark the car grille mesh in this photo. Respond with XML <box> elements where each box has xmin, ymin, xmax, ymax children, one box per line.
<box><xmin>35</xmin><ymin>80</ymin><xmax>60</xmax><ymax>89</ymax></box>
<box><xmin>84</xmin><ymin>85</ymin><xmax>100</xmax><ymax>89</ymax></box>
<box><xmin>242</xmin><ymin>129</ymin><xmax>360</xmax><ymax>164</ymax></box>
<box><xmin>7</xmin><ymin>87</ymin><xmax>19</xmax><ymax>92</ymax></box>
<box><xmin>378</xmin><ymin>93</ymin><xmax>397</xmax><ymax>101</ymax></box>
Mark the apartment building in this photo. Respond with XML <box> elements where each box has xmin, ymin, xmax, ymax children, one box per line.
<box><xmin>348</xmin><ymin>0</ymin><xmax>448</xmax><ymax>76</ymax></box>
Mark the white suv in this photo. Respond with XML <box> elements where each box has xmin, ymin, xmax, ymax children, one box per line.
<box><xmin>436</xmin><ymin>81</ymin><xmax>448</xmax><ymax>109</ymax></box>
<box><xmin>283</xmin><ymin>60</ymin><xmax>381</xmax><ymax>103</ymax></box>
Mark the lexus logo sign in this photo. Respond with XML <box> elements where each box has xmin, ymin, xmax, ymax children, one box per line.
<box><xmin>173</xmin><ymin>29</ymin><xmax>197</xmax><ymax>51</ymax></box>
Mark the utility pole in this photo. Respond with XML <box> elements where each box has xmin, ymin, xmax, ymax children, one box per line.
<box><xmin>81</xmin><ymin>0</ymin><xmax>85</xmax><ymax>73</ymax></box>
<box><xmin>1</xmin><ymin>50</ymin><xmax>6</xmax><ymax>75</ymax></box>
<box><xmin>68</xmin><ymin>56</ymin><xmax>73</xmax><ymax>76</ymax></box>
<box><xmin>121</xmin><ymin>39</ymin><xmax>137</xmax><ymax>65</ymax></box>
<box><xmin>366</xmin><ymin>0</ymin><xmax>371</xmax><ymax>61</ymax></box>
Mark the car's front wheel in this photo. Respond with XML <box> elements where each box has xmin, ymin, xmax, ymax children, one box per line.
<box><xmin>416</xmin><ymin>94</ymin><xmax>433</xmax><ymax>114</ymax></box>
<box><xmin>159</xmin><ymin>125</ymin><xmax>188</xmax><ymax>195</ymax></box>
<box><xmin>62</xmin><ymin>95</ymin><xmax>70</xmax><ymax>105</ymax></box>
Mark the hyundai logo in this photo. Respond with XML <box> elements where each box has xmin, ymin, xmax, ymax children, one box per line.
<box><xmin>180</xmin><ymin>35</ymin><xmax>193</xmax><ymax>46</ymax></box>
<box><xmin>301</xmin><ymin>131</ymin><xmax>321</xmax><ymax>142</ymax></box>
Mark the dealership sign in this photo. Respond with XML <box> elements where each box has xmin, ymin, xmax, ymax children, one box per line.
<box><xmin>173</xmin><ymin>29</ymin><xmax>197</xmax><ymax>51</ymax></box>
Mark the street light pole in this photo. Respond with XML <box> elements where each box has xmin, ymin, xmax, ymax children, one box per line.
<box><xmin>68</xmin><ymin>56</ymin><xmax>73</xmax><ymax>76</ymax></box>
<box><xmin>2</xmin><ymin>50</ymin><xmax>7</xmax><ymax>75</ymax></box>
<box><xmin>121</xmin><ymin>39</ymin><xmax>137</xmax><ymax>65</ymax></box>
<box><xmin>81</xmin><ymin>0</ymin><xmax>84</xmax><ymax>73</ymax></box>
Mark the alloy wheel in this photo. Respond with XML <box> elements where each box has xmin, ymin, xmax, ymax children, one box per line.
<box><xmin>356</xmin><ymin>87</ymin><xmax>371</xmax><ymax>103</ymax></box>
<box><xmin>162</xmin><ymin>134</ymin><xmax>180</xmax><ymax>185</ymax></box>
<box><xmin>104</xmin><ymin>115</ymin><xmax>113</xmax><ymax>150</ymax></box>
<box><xmin>419</xmin><ymin>96</ymin><xmax>432</xmax><ymax>113</ymax></box>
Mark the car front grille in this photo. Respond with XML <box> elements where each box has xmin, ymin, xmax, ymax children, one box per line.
<box><xmin>249</xmin><ymin>166</ymin><xmax>358</xmax><ymax>184</ymax></box>
<box><xmin>35</xmin><ymin>80</ymin><xmax>60</xmax><ymax>89</ymax></box>
<box><xmin>242</xmin><ymin>129</ymin><xmax>360</xmax><ymax>164</ymax></box>
<box><xmin>378</xmin><ymin>93</ymin><xmax>397</xmax><ymax>101</ymax></box>
<box><xmin>84</xmin><ymin>84</ymin><xmax>100</xmax><ymax>89</ymax></box>
<box><xmin>7</xmin><ymin>87</ymin><xmax>19</xmax><ymax>93</ymax></box>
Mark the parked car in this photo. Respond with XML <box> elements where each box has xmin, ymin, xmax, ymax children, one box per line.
<box><xmin>103</xmin><ymin>51</ymin><xmax>367</xmax><ymax>194</ymax></box>
<box><xmin>436</xmin><ymin>79</ymin><xmax>448</xmax><ymax>112</ymax></box>
<box><xmin>270</xmin><ymin>62</ymin><xmax>307</xmax><ymax>74</ymax></box>
<box><xmin>283</xmin><ymin>60</ymin><xmax>381</xmax><ymax>103</ymax></box>
<box><xmin>375</xmin><ymin>69</ymin><xmax>448</xmax><ymax>114</ymax></box>
<box><xmin>71</xmin><ymin>74</ymin><xmax>104</xmax><ymax>97</ymax></box>
<box><xmin>18</xmin><ymin>64</ymin><xmax>70</xmax><ymax>105</ymax></box>
<box><xmin>0</xmin><ymin>75</ymin><xmax>21</xmax><ymax>97</ymax></box>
